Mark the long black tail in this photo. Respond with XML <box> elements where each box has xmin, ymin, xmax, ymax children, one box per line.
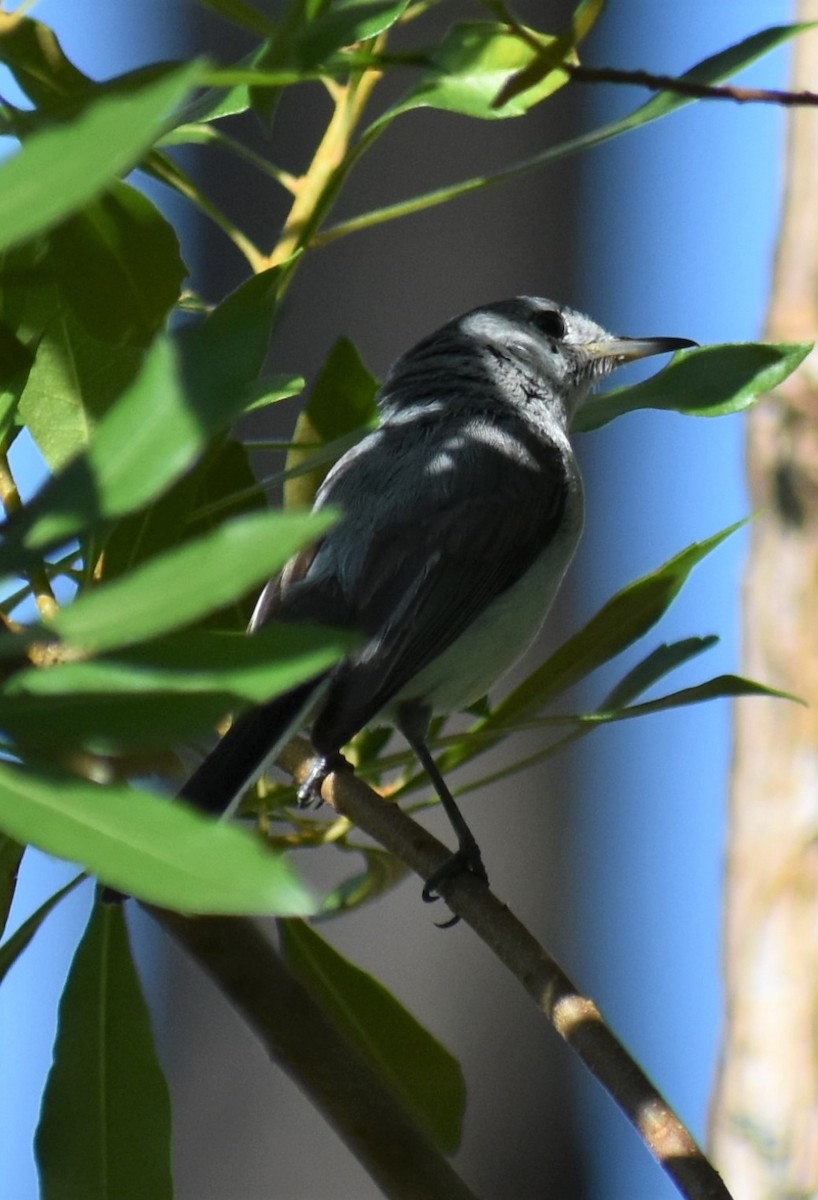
<box><xmin>178</xmin><ymin>673</ymin><xmax>330</xmax><ymax>815</ymax></box>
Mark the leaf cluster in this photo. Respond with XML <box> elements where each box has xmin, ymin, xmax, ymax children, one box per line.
<box><xmin>0</xmin><ymin>3</ymin><xmax>811</xmax><ymax>1196</ymax></box>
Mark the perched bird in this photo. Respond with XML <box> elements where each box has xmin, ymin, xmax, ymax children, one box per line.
<box><xmin>180</xmin><ymin>297</ymin><xmax>694</xmax><ymax>906</ymax></box>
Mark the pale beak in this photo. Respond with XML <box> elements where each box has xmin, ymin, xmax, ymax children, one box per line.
<box><xmin>584</xmin><ymin>335</ymin><xmax>698</xmax><ymax>364</ymax></box>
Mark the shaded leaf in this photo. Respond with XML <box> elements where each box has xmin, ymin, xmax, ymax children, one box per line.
<box><xmin>0</xmin><ymin>834</ymin><xmax>24</xmax><ymax>939</ymax></box>
<box><xmin>318</xmin><ymin>846</ymin><xmax>410</xmax><ymax>916</ymax></box>
<box><xmin>599</xmin><ymin>636</ymin><xmax>719</xmax><ymax>711</ymax></box>
<box><xmin>0</xmin><ymin>762</ymin><xmax>314</xmax><ymax>914</ymax></box>
<box><xmin>35</xmin><ymin>903</ymin><xmax>173</xmax><ymax>1200</ymax></box>
<box><xmin>575</xmin><ymin>342</ymin><xmax>813</xmax><ymax>433</ymax></box>
<box><xmin>285</xmin><ymin>337</ymin><xmax>378</xmax><ymax>508</ymax></box>
<box><xmin>280</xmin><ymin>918</ymin><xmax>465</xmax><ymax>1152</ymax></box>
<box><xmin>0</xmin><ymin>62</ymin><xmax>200</xmax><ymax>252</ymax></box>
<box><xmin>588</xmin><ymin>674</ymin><xmax>801</xmax><ymax>725</ymax></box>
<box><xmin>0</xmin><ymin>265</ymin><xmax>286</xmax><ymax>571</ymax></box>
<box><xmin>0</xmin><ymin>873</ymin><xmax>84</xmax><ymax>985</ymax></box>
<box><xmin>48</xmin><ymin>181</ymin><xmax>187</xmax><ymax>348</ymax></box>
<box><xmin>195</xmin><ymin>0</ymin><xmax>275</xmax><ymax>36</ymax></box>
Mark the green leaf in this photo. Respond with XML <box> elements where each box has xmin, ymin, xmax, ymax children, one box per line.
<box><xmin>588</xmin><ymin>674</ymin><xmax>801</xmax><ymax>725</ymax></box>
<box><xmin>194</xmin><ymin>0</ymin><xmax>275</xmax><ymax>36</ymax></box>
<box><xmin>491</xmin><ymin>0</ymin><xmax>605</xmax><ymax>110</ymax></box>
<box><xmin>598</xmin><ymin>636</ymin><xmax>718</xmax><ymax>711</ymax></box>
<box><xmin>574</xmin><ymin>342</ymin><xmax>813</xmax><ymax>433</ymax></box>
<box><xmin>47</xmin><ymin>509</ymin><xmax>335</xmax><ymax>652</ymax></box>
<box><xmin>0</xmin><ymin>873</ymin><xmax>84</xmax><ymax>985</ymax></box>
<box><xmin>329</xmin><ymin>23</ymin><xmax>812</xmax><ymax>246</ymax></box>
<box><xmin>318</xmin><ymin>846</ymin><xmax>410</xmax><ymax>915</ymax></box>
<box><xmin>48</xmin><ymin>182</ymin><xmax>187</xmax><ymax>349</ymax></box>
<box><xmin>433</xmin><ymin>523</ymin><xmax>745</xmax><ymax>777</ymax></box>
<box><xmin>280</xmin><ymin>919</ymin><xmax>465</xmax><ymax>1152</ymax></box>
<box><xmin>9</xmin><ymin>624</ymin><xmax>354</xmax><ymax>703</ymax></box>
<box><xmin>296</xmin><ymin>0</ymin><xmax>411</xmax><ymax>68</ymax></box>
<box><xmin>0</xmin><ymin>16</ymin><xmax>94</xmax><ymax>116</ymax></box>
<box><xmin>285</xmin><ymin>337</ymin><xmax>378</xmax><ymax>508</ymax></box>
<box><xmin>0</xmin><ymin>265</ymin><xmax>286</xmax><ymax>571</ymax></box>
<box><xmin>392</xmin><ymin>22</ymin><xmax>571</xmax><ymax>121</ymax></box>
<box><xmin>0</xmin><ymin>834</ymin><xmax>24</xmax><ymax>939</ymax></box>
<box><xmin>0</xmin><ymin>61</ymin><xmax>201</xmax><ymax>253</ymax></box>
<box><xmin>0</xmin><ymin>762</ymin><xmax>314</xmax><ymax>914</ymax></box>
<box><xmin>243</xmin><ymin>372</ymin><xmax>305</xmax><ymax>413</ymax></box>
<box><xmin>35</xmin><ymin>903</ymin><xmax>173</xmax><ymax>1200</ymax></box>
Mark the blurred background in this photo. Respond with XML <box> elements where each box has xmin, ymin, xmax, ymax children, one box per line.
<box><xmin>1</xmin><ymin>2</ymin><xmax>796</xmax><ymax>1197</ymax></box>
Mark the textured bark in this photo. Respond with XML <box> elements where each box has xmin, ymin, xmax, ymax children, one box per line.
<box><xmin>710</xmin><ymin>17</ymin><xmax>818</xmax><ymax>1198</ymax></box>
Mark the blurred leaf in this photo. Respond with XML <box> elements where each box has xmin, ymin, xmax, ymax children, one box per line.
<box><xmin>575</xmin><ymin>342</ymin><xmax>813</xmax><ymax>433</ymax></box>
<box><xmin>391</xmin><ymin>22</ymin><xmax>571</xmax><ymax>121</ymax></box>
<box><xmin>194</xmin><ymin>0</ymin><xmax>275</xmax><ymax>35</ymax></box>
<box><xmin>599</xmin><ymin>636</ymin><xmax>718</xmax><ymax>711</ymax></box>
<box><xmin>295</xmin><ymin>0</ymin><xmax>411</xmax><ymax>68</ymax></box>
<box><xmin>0</xmin><ymin>62</ymin><xmax>200</xmax><ymax>253</ymax></box>
<box><xmin>243</xmin><ymin>373</ymin><xmax>305</xmax><ymax>413</ymax></box>
<box><xmin>0</xmin><ymin>762</ymin><xmax>314</xmax><ymax>914</ymax></box>
<box><xmin>318</xmin><ymin>846</ymin><xmax>409</xmax><ymax>916</ymax></box>
<box><xmin>47</xmin><ymin>510</ymin><xmax>335</xmax><ymax>652</ymax></box>
<box><xmin>0</xmin><ymin>873</ymin><xmax>84</xmax><ymax>985</ymax></box>
<box><xmin>9</xmin><ymin>623</ymin><xmax>354</xmax><ymax>703</ymax></box>
<box><xmin>48</xmin><ymin>182</ymin><xmax>187</xmax><ymax>348</ymax></box>
<box><xmin>0</xmin><ymin>16</ymin><xmax>94</xmax><ymax>116</ymax></box>
<box><xmin>0</xmin><ymin>266</ymin><xmax>286</xmax><ymax>571</ymax></box>
<box><xmin>285</xmin><ymin>337</ymin><xmax>378</xmax><ymax>508</ymax></box>
<box><xmin>35</xmin><ymin>903</ymin><xmax>173</xmax><ymax>1200</ymax></box>
<box><xmin>280</xmin><ymin>918</ymin><xmax>465</xmax><ymax>1152</ymax></box>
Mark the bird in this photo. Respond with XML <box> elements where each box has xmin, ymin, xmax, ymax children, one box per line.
<box><xmin>179</xmin><ymin>297</ymin><xmax>695</xmax><ymax>909</ymax></box>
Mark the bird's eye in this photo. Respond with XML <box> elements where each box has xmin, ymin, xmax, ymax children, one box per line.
<box><xmin>530</xmin><ymin>309</ymin><xmax>566</xmax><ymax>340</ymax></box>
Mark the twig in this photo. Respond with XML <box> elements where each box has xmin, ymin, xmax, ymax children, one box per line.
<box><xmin>567</xmin><ymin>63</ymin><xmax>818</xmax><ymax>107</ymax></box>
<box><xmin>0</xmin><ymin>443</ymin><xmax>58</xmax><ymax>620</ymax></box>
<box><xmin>148</xmin><ymin>905</ymin><xmax>480</xmax><ymax>1200</ymax></box>
<box><xmin>277</xmin><ymin>739</ymin><xmax>734</xmax><ymax>1200</ymax></box>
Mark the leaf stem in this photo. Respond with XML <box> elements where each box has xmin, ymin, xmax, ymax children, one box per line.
<box><xmin>0</xmin><ymin>443</ymin><xmax>58</xmax><ymax>619</ymax></box>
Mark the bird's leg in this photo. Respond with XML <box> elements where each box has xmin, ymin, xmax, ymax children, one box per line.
<box><xmin>297</xmin><ymin>751</ymin><xmax>351</xmax><ymax>807</ymax></box>
<box><xmin>397</xmin><ymin>704</ymin><xmax>489</xmax><ymax>917</ymax></box>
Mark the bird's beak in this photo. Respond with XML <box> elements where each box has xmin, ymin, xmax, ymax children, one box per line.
<box><xmin>584</xmin><ymin>335</ymin><xmax>698</xmax><ymax>364</ymax></box>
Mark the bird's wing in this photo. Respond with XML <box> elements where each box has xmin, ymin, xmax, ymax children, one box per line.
<box><xmin>311</xmin><ymin>422</ymin><xmax>573</xmax><ymax>747</ymax></box>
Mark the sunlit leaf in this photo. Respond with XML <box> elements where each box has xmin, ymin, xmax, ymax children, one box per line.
<box><xmin>598</xmin><ymin>636</ymin><xmax>718</xmax><ymax>711</ymax></box>
<box><xmin>0</xmin><ymin>762</ymin><xmax>314</xmax><ymax>914</ymax></box>
<box><xmin>575</xmin><ymin>342</ymin><xmax>812</xmax><ymax>433</ymax></box>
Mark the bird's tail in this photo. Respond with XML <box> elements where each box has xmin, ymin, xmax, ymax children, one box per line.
<box><xmin>178</xmin><ymin>672</ymin><xmax>331</xmax><ymax>815</ymax></box>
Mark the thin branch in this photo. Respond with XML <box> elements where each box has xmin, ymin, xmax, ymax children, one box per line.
<box><xmin>149</xmin><ymin>905</ymin><xmax>480</xmax><ymax>1200</ymax></box>
<box><xmin>276</xmin><ymin>739</ymin><xmax>734</xmax><ymax>1200</ymax></box>
<box><xmin>567</xmin><ymin>63</ymin><xmax>818</xmax><ymax>107</ymax></box>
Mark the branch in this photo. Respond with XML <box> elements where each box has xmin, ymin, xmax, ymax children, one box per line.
<box><xmin>149</xmin><ymin>905</ymin><xmax>480</xmax><ymax>1200</ymax></box>
<box><xmin>567</xmin><ymin>63</ymin><xmax>818</xmax><ymax>107</ymax></box>
<box><xmin>278</xmin><ymin>739</ymin><xmax>734</xmax><ymax>1200</ymax></box>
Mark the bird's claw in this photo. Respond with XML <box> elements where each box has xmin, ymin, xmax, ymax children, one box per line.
<box><xmin>422</xmin><ymin>842</ymin><xmax>489</xmax><ymax>927</ymax></box>
<box><xmin>296</xmin><ymin>753</ymin><xmax>350</xmax><ymax>808</ymax></box>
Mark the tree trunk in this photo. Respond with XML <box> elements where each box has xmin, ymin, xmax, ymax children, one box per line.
<box><xmin>710</xmin><ymin>16</ymin><xmax>818</xmax><ymax>1198</ymax></box>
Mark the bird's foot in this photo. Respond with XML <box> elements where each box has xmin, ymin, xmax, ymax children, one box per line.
<box><xmin>422</xmin><ymin>840</ymin><xmax>489</xmax><ymax>928</ymax></box>
<box><xmin>296</xmin><ymin>752</ymin><xmax>350</xmax><ymax>808</ymax></box>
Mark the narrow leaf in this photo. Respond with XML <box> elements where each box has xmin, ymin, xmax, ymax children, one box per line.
<box><xmin>574</xmin><ymin>342</ymin><xmax>812</xmax><ymax>433</ymax></box>
<box><xmin>280</xmin><ymin>919</ymin><xmax>465</xmax><ymax>1152</ymax></box>
<box><xmin>0</xmin><ymin>833</ymin><xmax>24</xmax><ymax>939</ymax></box>
<box><xmin>47</xmin><ymin>510</ymin><xmax>335</xmax><ymax>652</ymax></box>
<box><xmin>0</xmin><ymin>873</ymin><xmax>84</xmax><ymax>985</ymax></box>
<box><xmin>0</xmin><ymin>762</ymin><xmax>314</xmax><ymax>914</ymax></box>
<box><xmin>599</xmin><ymin>636</ymin><xmax>718</xmax><ymax>712</ymax></box>
<box><xmin>35</xmin><ymin>903</ymin><xmax>173</xmax><ymax>1200</ymax></box>
<box><xmin>295</xmin><ymin>1</ymin><xmax>411</xmax><ymax>68</ymax></box>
